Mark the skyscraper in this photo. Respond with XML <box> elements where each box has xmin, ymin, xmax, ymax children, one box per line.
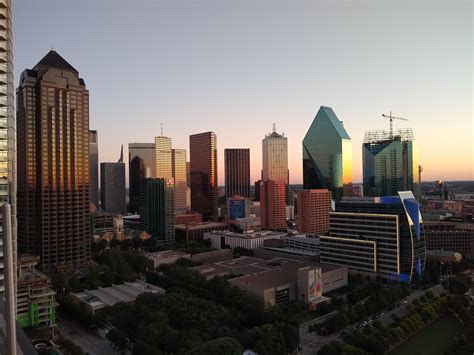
<box><xmin>262</xmin><ymin>125</ymin><xmax>288</xmax><ymax>184</ymax></box>
<box><xmin>17</xmin><ymin>50</ymin><xmax>90</xmax><ymax>273</ymax></box>
<box><xmin>89</xmin><ymin>130</ymin><xmax>99</xmax><ymax>207</ymax></box>
<box><xmin>0</xmin><ymin>0</ymin><xmax>15</xmax><ymax>294</ymax></box>
<box><xmin>260</xmin><ymin>180</ymin><xmax>286</xmax><ymax>231</ymax></box>
<box><xmin>140</xmin><ymin>178</ymin><xmax>174</xmax><ymax>243</ymax></box>
<box><xmin>172</xmin><ymin>149</ymin><xmax>187</xmax><ymax>215</ymax></box>
<box><xmin>225</xmin><ymin>148</ymin><xmax>250</xmax><ymax>199</ymax></box>
<box><xmin>363</xmin><ymin>128</ymin><xmax>419</xmax><ymax>198</ymax></box>
<box><xmin>155</xmin><ymin>136</ymin><xmax>172</xmax><ymax>179</ymax></box>
<box><xmin>100</xmin><ymin>147</ymin><xmax>126</xmax><ymax>214</ymax></box>
<box><xmin>320</xmin><ymin>191</ymin><xmax>425</xmax><ymax>282</ymax></box>
<box><xmin>303</xmin><ymin>106</ymin><xmax>352</xmax><ymax>201</ymax></box>
<box><xmin>190</xmin><ymin>132</ymin><xmax>218</xmax><ymax>221</ymax></box>
<box><xmin>129</xmin><ymin>143</ymin><xmax>155</xmax><ymax>214</ymax></box>
<box><xmin>297</xmin><ymin>189</ymin><xmax>331</xmax><ymax>235</ymax></box>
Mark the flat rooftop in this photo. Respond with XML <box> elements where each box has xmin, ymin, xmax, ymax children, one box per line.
<box><xmin>73</xmin><ymin>280</ymin><xmax>165</xmax><ymax>309</ymax></box>
<box><xmin>205</xmin><ymin>230</ymin><xmax>286</xmax><ymax>239</ymax></box>
<box><xmin>193</xmin><ymin>256</ymin><xmax>342</xmax><ymax>279</ymax></box>
<box><xmin>145</xmin><ymin>250</ymin><xmax>191</xmax><ymax>259</ymax></box>
<box><xmin>175</xmin><ymin>222</ymin><xmax>227</xmax><ymax>230</ymax></box>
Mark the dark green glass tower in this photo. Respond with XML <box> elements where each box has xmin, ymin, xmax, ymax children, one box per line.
<box><xmin>303</xmin><ymin>106</ymin><xmax>352</xmax><ymax>200</ymax></box>
<box><xmin>140</xmin><ymin>178</ymin><xmax>175</xmax><ymax>243</ymax></box>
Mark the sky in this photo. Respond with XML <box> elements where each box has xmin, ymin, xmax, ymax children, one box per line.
<box><xmin>14</xmin><ymin>0</ymin><xmax>473</xmax><ymax>185</ymax></box>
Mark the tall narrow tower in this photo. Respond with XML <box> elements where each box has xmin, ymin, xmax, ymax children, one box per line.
<box><xmin>0</xmin><ymin>0</ymin><xmax>15</xmax><ymax>292</ymax></box>
<box><xmin>190</xmin><ymin>132</ymin><xmax>218</xmax><ymax>221</ymax></box>
<box><xmin>17</xmin><ymin>50</ymin><xmax>91</xmax><ymax>273</ymax></box>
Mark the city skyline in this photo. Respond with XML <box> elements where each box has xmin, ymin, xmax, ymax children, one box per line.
<box><xmin>13</xmin><ymin>1</ymin><xmax>473</xmax><ymax>185</ymax></box>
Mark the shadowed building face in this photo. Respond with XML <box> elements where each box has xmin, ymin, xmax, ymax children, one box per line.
<box><xmin>190</xmin><ymin>132</ymin><xmax>218</xmax><ymax>221</ymax></box>
<box><xmin>17</xmin><ymin>50</ymin><xmax>91</xmax><ymax>273</ymax></box>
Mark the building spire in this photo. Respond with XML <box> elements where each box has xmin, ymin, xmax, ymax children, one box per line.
<box><xmin>118</xmin><ymin>144</ymin><xmax>123</xmax><ymax>163</ymax></box>
<box><xmin>272</xmin><ymin>123</ymin><xmax>276</xmax><ymax>133</ymax></box>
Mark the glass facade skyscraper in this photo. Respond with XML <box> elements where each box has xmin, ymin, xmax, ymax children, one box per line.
<box><xmin>140</xmin><ymin>178</ymin><xmax>175</xmax><ymax>243</ymax></box>
<box><xmin>363</xmin><ymin>128</ymin><xmax>419</xmax><ymax>198</ymax></box>
<box><xmin>89</xmin><ymin>130</ymin><xmax>99</xmax><ymax>207</ymax></box>
<box><xmin>190</xmin><ymin>132</ymin><xmax>218</xmax><ymax>221</ymax></box>
<box><xmin>129</xmin><ymin>143</ymin><xmax>155</xmax><ymax>214</ymax></box>
<box><xmin>172</xmin><ymin>148</ymin><xmax>187</xmax><ymax>215</ymax></box>
<box><xmin>225</xmin><ymin>148</ymin><xmax>250</xmax><ymax>199</ymax></box>
<box><xmin>303</xmin><ymin>106</ymin><xmax>352</xmax><ymax>201</ymax></box>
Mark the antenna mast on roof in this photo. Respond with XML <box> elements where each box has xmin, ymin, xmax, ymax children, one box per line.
<box><xmin>272</xmin><ymin>123</ymin><xmax>276</xmax><ymax>133</ymax></box>
<box><xmin>160</xmin><ymin>123</ymin><xmax>163</xmax><ymax>136</ymax></box>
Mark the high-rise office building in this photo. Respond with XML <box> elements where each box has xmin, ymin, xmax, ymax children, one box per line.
<box><xmin>297</xmin><ymin>189</ymin><xmax>331</xmax><ymax>235</ymax></box>
<box><xmin>129</xmin><ymin>143</ymin><xmax>155</xmax><ymax>214</ymax></box>
<box><xmin>225</xmin><ymin>148</ymin><xmax>250</xmax><ymax>199</ymax></box>
<box><xmin>172</xmin><ymin>149</ymin><xmax>187</xmax><ymax>215</ymax></box>
<box><xmin>89</xmin><ymin>130</ymin><xmax>99</xmax><ymax>207</ymax></box>
<box><xmin>17</xmin><ymin>50</ymin><xmax>91</xmax><ymax>273</ymax></box>
<box><xmin>140</xmin><ymin>178</ymin><xmax>174</xmax><ymax>243</ymax></box>
<box><xmin>260</xmin><ymin>180</ymin><xmax>286</xmax><ymax>231</ymax></box>
<box><xmin>262</xmin><ymin>126</ymin><xmax>288</xmax><ymax>184</ymax></box>
<box><xmin>303</xmin><ymin>106</ymin><xmax>352</xmax><ymax>201</ymax></box>
<box><xmin>100</xmin><ymin>147</ymin><xmax>126</xmax><ymax>214</ymax></box>
<box><xmin>0</xmin><ymin>0</ymin><xmax>15</xmax><ymax>299</ymax></box>
<box><xmin>363</xmin><ymin>128</ymin><xmax>419</xmax><ymax>198</ymax></box>
<box><xmin>155</xmin><ymin>136</ymin><xmax>172</xmax><ymax>179</ymax></box>
<box><xmin>320</xmin><ymin>191</ymin><xmax>425</xmax><ymax>282</ymax></box>
<box><xmin>227</xmin><ymin>195</ymin><xmax>250</xmax><ymax>222</ymax></box>
<box><xmin>190</xmin><ymin>132</ymin><xmax>218</xmax><ymax>221</ymax></box>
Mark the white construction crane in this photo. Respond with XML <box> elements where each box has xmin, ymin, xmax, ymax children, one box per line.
<box><xmin>382</xmin><ymin>111</ymin><xmax>408</xmax><ymax>139</ymax></box>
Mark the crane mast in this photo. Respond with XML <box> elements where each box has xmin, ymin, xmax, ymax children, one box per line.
<box><xmin>382</xmin><ymin>111</ymin><xmax>408</xmax><ymax>139</ymax></box>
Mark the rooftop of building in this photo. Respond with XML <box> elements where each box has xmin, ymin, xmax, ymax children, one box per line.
<box><xmin>73</xmin><ymin>280</ymin><xmax>165</xmax><ymax>308</ymax></box>
<box><xmin>204</xmin><ymin>229</ymin><xmax>286</xmax><ymax>239</ymax></box>
<box><xmin>363</xmin><ymin>128</ymin><xmax>415</xmax><ymax>144</ymax></box>
<box><xmin>194</xmin><ymin>256</ymin><xmax>342</xmax><ymax>280</ymax></box>
<box><xmin>34</xmin><ymin>50</ymin><xmax>78</xmax><ymax>73</ymax></box>
<box><xmin>145</xmin><ymin>250</ymin><xmax>191</xmax><ymax>259</ymax></box>
<box><xmin>175</xmin><ymin>221</ymin><xmax>228</xmax><ymax>230</ymax></box>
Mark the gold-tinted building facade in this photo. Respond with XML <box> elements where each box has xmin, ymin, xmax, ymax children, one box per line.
<box><xmin>17</xmin><ymin>50</ymin><xmax>90</xmax><ymax>273</ymax></box>
<box><xmin>172</xmin><ymin>148</ymin><xmax>187</xmax><ymax>215</ymax></box>
<box><xmin>190</xmin><ymin>132</ymin><xmax>218</xmax><ymax>221</ymax></box>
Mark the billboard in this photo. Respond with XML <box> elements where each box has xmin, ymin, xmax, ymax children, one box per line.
<box><xmin>229</xmin><ymin>199</ymin><xmax>246</xmax><ymax>220</ymax></box>
<box><xmin>308</xmin><ymin>267</ymin><xmax>322</xmax><ymax>301</ymax></box>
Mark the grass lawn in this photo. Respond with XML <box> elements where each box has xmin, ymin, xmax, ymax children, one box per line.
<box><xmin>389</xmin><ymin>315</ymin><xmax>462</xmax><ymax>355</ymax></box>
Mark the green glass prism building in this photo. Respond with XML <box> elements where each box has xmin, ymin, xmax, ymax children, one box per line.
<box><xmin>363</xmin><ymin>128</ymin><xmax>419</xmax><ymax>198</ymax></box>
<box><xmin>303</xmin><ymin>106</ymin><xmax>352</xmax><ymax>200</ymax></box>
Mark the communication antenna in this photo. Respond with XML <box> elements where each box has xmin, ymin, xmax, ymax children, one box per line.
<box><xmin>160</xmin><ymin>123</ymin><xmax>163</xmax><ymax>136</ymax></box>
<box><xmin>272</xmin><ymin>123</ymin><xmax>276</xmax><ymax>133</ymax></box>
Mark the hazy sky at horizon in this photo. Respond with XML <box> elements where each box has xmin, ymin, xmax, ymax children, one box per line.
<box><xmin>14</xmin><ymin>0</ymin><xmax>473</xmax><ymax>185</ymax></box>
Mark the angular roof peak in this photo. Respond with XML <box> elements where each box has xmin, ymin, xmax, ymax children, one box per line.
<box><xmin>34</xmin><ymin>50</ymin><xmax>78</xmax><ymax>73</ymax></box>
<box><xmin>310</xmin><ymin>106</ymin><xmax>351</xmax><ymax>140</ymax></box>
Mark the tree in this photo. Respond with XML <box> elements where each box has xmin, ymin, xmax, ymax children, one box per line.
<box><xmin>108</xmin><ymin>328</ymin><xmax>129</xmax><ymax>350</ymax></box>
<box><xmin>186</xmin><ymin>337</ymin><xmax>243</xmax><ymax>355</ymax></box>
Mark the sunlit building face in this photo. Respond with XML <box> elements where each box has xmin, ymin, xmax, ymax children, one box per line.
<box><xmin>17</xmin><ymin>50</ymin><xmax>91</xmax><ymax>273</ymax></box>
<box><xmin>189</xmin><ymin>132</ymin><xmax>218</xmax><ymax>221</ymax></box>
<box><xmin>303</xmin><ymin>106</ymin><xmax>352</xmax><ymax>201</ymax></box>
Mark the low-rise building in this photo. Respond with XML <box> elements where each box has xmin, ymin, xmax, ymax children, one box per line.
<box><xmin>175</xmin><ymin>222</ymin><xmax>228</xmax><ymax>242</ymax></box>
<box><xmin>145</xmin><ymin>250</ymin><xmax>191</xmax><ymax>269</ymax></box>
<box><xmin>16</xmin><ymin>255</ymin><xmax>56</xmax><ymax>328</ymax></box>
<box><xmin>424</xmin><ymin>221</ymin><xmax>474</xmax><ymax>258</ymax></box>
<box><xmin>204</xmin><ymin>230</ymin><xmax>286</xmax><ymax>250</ymax></box>
<box><xmin>72</xmin><ymin>281</ymin><xmax>165</xmax><ymax>315</ymax></box>
<box><xmin>175</xmin><ymin>212</ymin><xmax>202</xmax><ymax>225</ymax></box>
<box><xmin>193</xmin><ymin>256</ymin><xmax>347</xmax><ymax>307</ymax></box>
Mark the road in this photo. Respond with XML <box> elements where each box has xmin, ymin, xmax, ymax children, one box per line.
<box><xmin>299</xmin><ymin>284</ymin><xmax>445</xmax><ymax>354</ymax></box>
<box><xmin>56</xmin><ymin>314</ymin><xmax>118</xmax><ymax>355</ymax></box>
